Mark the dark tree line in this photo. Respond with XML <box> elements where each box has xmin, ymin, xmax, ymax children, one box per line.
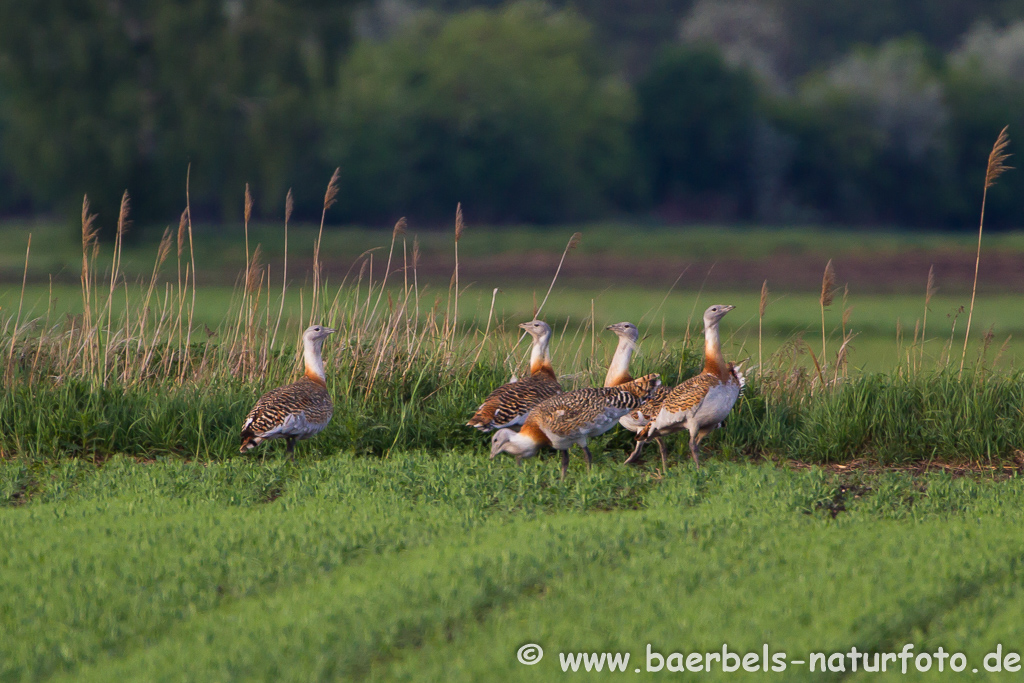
<box><xmin>1</xmin><ymin>0</ymin><xmax>1024</xmax><ymax>234</ymax></box>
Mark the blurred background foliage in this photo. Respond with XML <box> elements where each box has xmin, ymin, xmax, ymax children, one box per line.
<box><xmin>3</xmin><ymin>0</ymin><xmax>1024</xmax><ymax>233</ymax></box>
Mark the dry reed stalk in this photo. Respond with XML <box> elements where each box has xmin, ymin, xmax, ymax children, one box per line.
<box><xmin>503</xmin><ymin>231</ymin><xmax>581</xmax><ymax>369</ymax></box>
<box><xmin>5</xmin><ymin>234</ymin><xmax>31</xmax><ymax>381</ymax></box>
<box><xmin>820</xmin><ymin>259</ymin><xmax>835</xmax><ymax>368</ymax></box>
<box><xmin>181</xmin><ymin>165</ymin><xmax>197</xmax><ymax>383</ymax></box>
<box><xmin>412</xmin><ymin>235</ymin><xmax>421</xmax><ymax>327</ymax></box>
<box><xmin>102</xmin><ymin>191</ymin><xmax>130</xmax><ymax>383</ymax></box>
<box><xmin>994</xmin><ymin>335</ymin><xmax>1012</xmax><ymax>367</ymax></box>
<box><xmin>452</xmin><ymin>204</ymin><xmax>465</xmax><ymax>341</ymax></box>
<box><xmin>472</xmin><ymin>288</ymin><xmax>500</xmax><ymax>367</ymax></box>
<box><xmin>271</xmin><ymin>188</ymin><xmax>294</xmax><ymax>350</ymax></box>
<box><xmin>759</xmin><ymin>280</ymin><xmax>768</xmax><ymax>380</ymax></box>
<box><xmin>173</xmin><ymin>208</ymin><xmax>188</xmax><ymax>370</ymax></box>
<box><xmin>370</xmin><ymin>217</ymin><xmax>407</xmax><ymax>326</ymax></box>
<box><xmin>921</xmin><ymin>265</ymin><xmax>936</xmax><ymax>367</ymax></box>
<box><xmin>962</xmin><ymin>126</ymin><xmax>1011</xmax><ymax>376</ymax></box>
<box><xmin>80</xmin><ymin>196</ymin><xmax>99</xmax><ymax>372</ymax></box>
<box><xmin>312</xmin><ymin>168</ymin><xmax>340</xmax><ymax>323</ymax></box>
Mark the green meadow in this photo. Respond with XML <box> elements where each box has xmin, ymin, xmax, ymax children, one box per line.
<box><xmin>2</xmin><ymin>455</ymin><xmax>1024</xmax><ymax>682</ymax></box>
<box><xmin>3</xmin><ymin>221</ymin><xmax>1024</xmax><ymax>681</ymax></box>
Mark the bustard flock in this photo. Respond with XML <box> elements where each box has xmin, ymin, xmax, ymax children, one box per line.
<box><xmin>239</xmin><ymin>306</ymin><xmax>743</xmax><ymax>479</ymax></box>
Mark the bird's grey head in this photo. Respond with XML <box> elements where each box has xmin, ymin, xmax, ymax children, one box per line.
<box><xmin>703</xmin><ymin>305</ymin><xmax>735</xmax><ymax>327</ymax></box>
<box><xmin>490</xmin><ymin>428</ymin><xmax>516</xmax><ymax>460</ymax></box>
<box><xmin>519</xmin><ymin>319</ymin><xmax>551</xmax><ymax>341</ymax></box>
<box><xmin>303</xmin><ymin>324</ymin><xmax>336</xmax><ymax>346</ymax></box>
<box><xmin>605</xmin><ymin>321</ymin><xmax>638</xmax><ymax>343</ymax></box>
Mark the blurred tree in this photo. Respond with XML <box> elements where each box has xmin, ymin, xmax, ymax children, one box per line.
<box><xmin>944</xmin><ymin>26</ymin><xmax>1024</xmax><ymax>227</ymax></box>
<box><xmin>325</xmin><ymin>2</ymin><xmax>640</xmax><ymax>223</ymax></box>
<box><xmin>680</xmin><ymin>0</ymin><xmax>791</xmax><ymax>93</ymax></box>
<box><xmin>635</xmin><ymin>45</ymin><xmax>758</xmax><ymax>220</ymax></box>
<box><xmin>0</xmin><ymin>0</ymin><xmax>358</xmax><ymax>235</ymax></box>
<box><xmin>780</xmin><ymin>39</ymin><xmax>955</xmax><ymax>225</ymax></box>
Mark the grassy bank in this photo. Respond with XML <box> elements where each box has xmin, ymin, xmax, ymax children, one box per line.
<box><xmin>1</xmin><ymin>455</ymin><xmax>1023</xmax><ymax>681</ymax></box>
<box><xmin>2</xmin><ymin>204</ymin><xmax>1023</xmax><ymax>466</ymax></box>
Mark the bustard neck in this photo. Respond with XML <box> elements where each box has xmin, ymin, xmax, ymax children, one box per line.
<box><xmin>303</xmin><ymin>337</ymin><xmax>327</xmax><ymax>386</ymax></box>
<box><xmin>604</xmin><ymin>335</ymin><xmax>635</xmax><ymax>387</ymax></box>
<box><xmin>702</xmin><ymin>321</ymin><xmax>727</xmax><ymax>378</ymax></box>
<box><xmin>529</xmin><ymin>330</ymin><xmax>553</xmax><ymax>376</ymax></box>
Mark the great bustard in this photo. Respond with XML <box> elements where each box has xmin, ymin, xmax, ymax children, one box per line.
<box><xmin>466</xmin><ymin>319</ymin><xmax>561</xmax><ymax>432</ymax></box>
<box><xmin>240</xmin><ymin>324</ymin><xmax>335</xmax><ymax>455</ymax></box>
<box><xmin>490</xmin><ymin>374</ymin><xmax>661</xmax><ymax>480</ymax></box>
<box><xmin>625</xmin><ymin>305</ymin><xmax>743</xmax><ymax>470</ymax></box>
<box><xmin>604</xmin><ymin>321</ymin><xmax>672</xmax><ymax>448</ymax></box>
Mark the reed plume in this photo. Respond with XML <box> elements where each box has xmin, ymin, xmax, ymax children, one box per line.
<box><xmin>313</xmin><ymin>168</ymin><xmax>340</xmax><ymax>322</ymax></box>
<box><xmin>962</xmin><ymin>126</ymin><xmax>1012</xmax><ymax>376</ymax></box>
<box><xmin>820</xmin><ymin>259</ymin><xmax>836</xmax><ymax>368</ymax></box>
<box><xmin>921</xmin><ymin>265</ymin><xmax>935</xmax><ymax>365</ymax></box>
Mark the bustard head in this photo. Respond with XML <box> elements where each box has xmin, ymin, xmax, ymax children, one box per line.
<box><xmin>490</xmin><ymin>428</ymin><xmax>535</xmax><ymax>460</ymax></box>
<box><xmin>518</xmin><ymin>319</ymin><xmax>551</xmax><ymax>341</ymax></box>
<box><xmin>605</xmin><ymin>321</ymin><xmax>638</xmax><ymax>344</ymax></box>
<box><xmin>302</xmin><ymin>324</ymin><xmax>336</xmax><ymax>347</ymax></box>
<box><xmin>703</xmin><ymin>305</ymin><xmax>734</xmax><ymax>328</ymax></box>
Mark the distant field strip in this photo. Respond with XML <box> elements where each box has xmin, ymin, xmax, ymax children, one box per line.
<box><xmin>3</xmin><ymin>455</ymin><xmax>1024</xmax><ymax>682</ymax></box>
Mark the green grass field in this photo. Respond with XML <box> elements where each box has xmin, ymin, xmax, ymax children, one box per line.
<box><xmin>2</xmin><ymin>454</ymin><xmax>1024</xmax><ymax>682</ymax></box>
<box><xmin>4</xmin><ymin>220</ymin><xmax>1024</xmax><ymax>680</ymax></box>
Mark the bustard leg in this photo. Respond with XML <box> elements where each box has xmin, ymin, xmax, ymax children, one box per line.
<box><xmin>285</xmin><ymin>437</ymin><xmax>296</xmax><ymax>456</ymax></box>
<box><xmin>560</xmin><ymin>451</ymin><xmax>570</xmax><ymax>480</ymax></box>
<box><xmin>688</xmin><ymin>432</ymin><xmax>701</xmax><ymax>468</ymax></box>
<box><xmin>624</xmin><ymin>438</ymin><xmax>647</xmax><ymax>465</ymax></box>
<box><xmin>581</xmin><ymin>445</ymin><xmax>593</xmax><ymax>472</ymax></box>
<box><xmin>656</xmin><ymin>436</ymin><xmax>669</xmax><ymax>472</ymax></box>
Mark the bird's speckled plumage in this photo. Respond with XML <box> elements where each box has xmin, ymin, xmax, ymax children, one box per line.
<box><xmin>240</xmin><ymin>324</ymin><xmax>335</xmax><ymax>454</ymax></box>
<box><xmin>625</xmin><ymin>305</ymin><xmax>742</xmax><ymax>470</ymax></box>
<box><xmin>467</xmin><ymin>320</ymin><xmax>561</xmax><ymax>432</ymax></box>
<box><xmin>490</xmin><ymin>373</ymin><xmax>660</xmax><ymax>479</ymax></box>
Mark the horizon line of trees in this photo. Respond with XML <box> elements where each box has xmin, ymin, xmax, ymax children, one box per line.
<box><xmin>1</xmin><ymin>0</ymin><xmax>1024</xmax><ymax>238</ymax></box>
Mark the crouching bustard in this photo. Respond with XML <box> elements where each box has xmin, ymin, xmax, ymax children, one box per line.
<box><xmin>466</xmin><ymin>320</ymin><xmax>562</xmax><ymax>432</ymax></box>
<box><xmin>490</xmin><ymin>373</ymin><xmax>661</xmax><ymax>480</ymax></box>
<box><xmin>625</xmin><ymin>305</ymin><xmax>743</xmax><ymax>469</ymax></box>
<box><xmin>240</xmin><ymin>324</ymin><xmax>335</xmax><ymax>455</ymax></box>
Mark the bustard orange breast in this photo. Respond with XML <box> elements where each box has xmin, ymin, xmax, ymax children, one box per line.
<box><xmin>490</xmin><ymin>373</ymin><xmax>661</xmax><ymax>480</ymax></box>
<box><xmin>240</xmin><ymin>324</ymin><xmax>335</xmax><ymax>455</ymax></box>
<box><xmin>625</xmin><ymin>305</ymin><xmax>743</xmax><ymax>470</ymax></box>
<box><xmin>466</xmin><ymin>319</ymin><xmax>561</xmax><ymax>432</ymax></box>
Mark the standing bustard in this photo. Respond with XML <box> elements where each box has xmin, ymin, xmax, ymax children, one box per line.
<box><xmin>625</xmin><ymin>305</ymin><xmax>743</xmax><ymax>470</ymax></box>
<box><xmin>240</xmin><ymin>324</ymin><xmax>336</xmax><ymax>455</ymax></box>
<box><xmin>466</xmin><ymin>319</ymin><xmax>562</xmax><ymax>432</ymax></box>
<box><xmin>490</xmin><ymin>374</ymin><xmax>661</xmax><ymax>480</ymax></box>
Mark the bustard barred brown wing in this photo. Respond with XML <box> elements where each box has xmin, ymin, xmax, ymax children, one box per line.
<box><xmin>240</xmin><ymin>376</ymin><xmax>333</xmax><ymax>451</ymax></box>
<box><xmin>527</xmin><ymin>374</ymin><xmax>660</xmax><ymax>435</ymax></box>
<box><xmin>466</xmin><ymin>373</ymin><xmax>562</xmax><ymax>432</ymax></box>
